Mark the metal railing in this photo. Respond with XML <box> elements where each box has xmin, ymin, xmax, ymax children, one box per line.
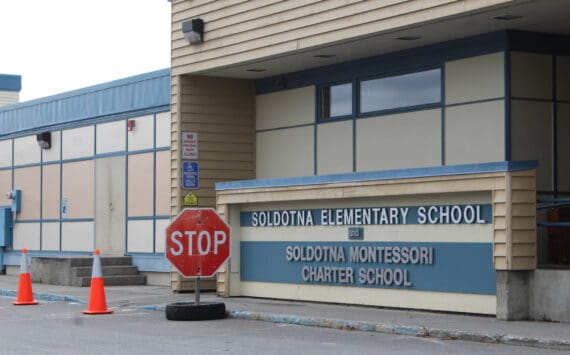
<box><xmin>537</xmin><ymin>198</ymin><xmax>570</xmax><ymax>267</ymax></box>
<box><xmin>537</xmin><ymin>198</ymin><xmax>570</xmax><ymax>227</ymax></box>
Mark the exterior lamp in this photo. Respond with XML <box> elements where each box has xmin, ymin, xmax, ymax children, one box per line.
<box><xmin>36</xmin><ymin>132</ymin><xmax>51</xmax><ymax>149</ymax></box>
<box><xmin>182</xmin><ymin>19</ymin><xmax>204</xmax><ymax>44</ymax></box>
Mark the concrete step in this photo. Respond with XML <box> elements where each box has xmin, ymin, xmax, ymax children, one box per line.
<box><xmin>73</xmin><ymin>274</ymin><xmax>148</xmax><ymax>287</ymax></box>
<box><xmin>71</xmin><ymin>265</ymin><xmax>140</xmax><ymax>278</ymax></box>
<box><xmin>70</xmin><ymin>256</ymin><xmax>134</xmax><ymax>267</ymax></box>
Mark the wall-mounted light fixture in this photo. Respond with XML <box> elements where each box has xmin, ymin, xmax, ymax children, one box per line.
<box><xmin>36</xmin><ymin>132</ymin><xmax>51</xmax><ymax>149</ymax></box>
<box><xmin>127</xmin><ymin>119</ymin><xmax>135</xmax><ymax>132</ymax></box>
<box><xmin>493</xmin><ymin>14</ymin><xmax>523</xmax><ymax>21</ymax></box>
<box><xmin>395</xmin><ymin>36</ymin><xmax>422</xmax><ymax>41</ymax></box>
<box><xmin>182</xmin><ymin>18</ymin><xmax>204</xmax><ymax>44</ymax></box>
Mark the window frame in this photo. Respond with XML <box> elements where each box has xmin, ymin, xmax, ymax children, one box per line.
<box><xmin>357</xmin><ymin>66</ymin><xmax>443</xmax><ymax>118</ymax></box>
<box><xmin>317</xmin><ymin>80</ymin><xmax>357</xmax><ymax>122</ymax></box>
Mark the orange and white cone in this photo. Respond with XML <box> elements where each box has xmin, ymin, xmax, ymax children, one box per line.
<box><xmin>82</xmin><ymin>249</ymin><xmax>113</xmax><ymax>315</ymax></box>
<box><xmin>13</xmin><ymin>248</ymin><xmax>39</xmax><ymax>306</ymax></box>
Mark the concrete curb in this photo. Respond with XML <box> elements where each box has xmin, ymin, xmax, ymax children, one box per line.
<box><xmin>2</xmin><ymin>288</ymin><xmax>569</xmax><ymax>351</ymax></box>
<box><xmin>227</xmin><ymin>310</ymin><xmax>570</xmax><ymax>351</ymax></box>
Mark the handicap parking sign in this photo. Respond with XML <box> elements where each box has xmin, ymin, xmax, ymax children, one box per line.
<box><xmin>182</xmin><ymin>161</ymin><xmax>199</xmax><ymax>189</ymax></box>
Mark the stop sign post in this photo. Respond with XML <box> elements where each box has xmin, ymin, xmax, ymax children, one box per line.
<box><xmin>166</xmin><ymin>208</ymin><xmax>230</xmax><ymax>304</ymax></box>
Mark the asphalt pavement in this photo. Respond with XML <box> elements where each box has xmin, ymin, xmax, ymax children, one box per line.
<box><xmin>1</xmin><ymin>275</ymin><xmax>569</xmax><ymax>351</ymax></box>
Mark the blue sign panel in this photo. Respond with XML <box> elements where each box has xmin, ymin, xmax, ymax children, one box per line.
<box><xmin>240</xmin><ymin>204</ymin><xmax>493</xmax><ymax>227</ymax></box>
<box><xmin>182</xmin><ymin>161</ymin><xmax>199</xmax><ymax>189</ymax></box>
<box><xmin>241</xmin><ymin>241</ymin><xmax>496</xmax><ymax>295</ymax></box>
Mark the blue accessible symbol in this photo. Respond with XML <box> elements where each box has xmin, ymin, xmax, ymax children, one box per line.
<box><xmin>182</xmin><ymin>161</ymin><xmax>199</xmax><ymax>189</ymax></box>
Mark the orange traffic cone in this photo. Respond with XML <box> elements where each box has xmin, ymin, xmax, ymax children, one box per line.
<box><xmin>82</xmin><ymin>249</ymin><xmax>113</xmax><ymax>315</ymax></box>
<box><xmin>13</xmin><ymin>248</ymin><xmax>39</xmax><ymax>306</ymax></box>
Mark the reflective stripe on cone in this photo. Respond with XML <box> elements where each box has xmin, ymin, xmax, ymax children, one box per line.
<box><xmin>13</xmin><ymin>248</ymin><xmax>39</xmax><ymax>306</ymax></box>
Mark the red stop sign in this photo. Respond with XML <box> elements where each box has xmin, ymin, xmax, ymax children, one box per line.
<box><xmin>165</xmin><ymin>208</ymin><xmax>230</xmax><ymax>278</ymax></box>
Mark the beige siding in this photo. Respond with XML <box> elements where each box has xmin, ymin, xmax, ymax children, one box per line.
<box><xmin>0</xmin><ymin>90</ymin><xmax>19</xmax><ymax>106</ymax></box>
<box><xmin>171</xmin><ymin>75</ymin><xmax>255</xmax><ymax>216</ymax></box>
<box><xmin>492</xmin><ymin>170</ymin><xmax>536</xmax><ymax>270</ymax></box>
<box><xmin>171</xmin><ymin>0</ymin><xmax>514</xmax><ymax>75</ymax></box>
<box><xmin>171</xmin><ymin>75</ymin><xmax>255</xmax><ymax>291</ymax></box>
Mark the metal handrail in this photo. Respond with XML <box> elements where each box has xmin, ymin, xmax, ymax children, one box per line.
<box><xmin>537</xmin><ymin>198</ymin><xmax>570</xmax><ymax>210</ymax></box>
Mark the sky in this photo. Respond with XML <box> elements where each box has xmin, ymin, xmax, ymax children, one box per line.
<box><xmin>0</xmin><ymin>0</ymin><xmax>171</xmax><ymax>102</ymax></box>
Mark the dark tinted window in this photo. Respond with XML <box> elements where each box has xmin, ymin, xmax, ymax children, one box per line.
<box><xmin>360</xmin><ymin>69</ymin><xmax>441</xmax><ymax>113</ymax></box>
<box><xmin>321</xmin><ymin>83</ymin><xmax>353</xmax><ymax>119</ymax></box>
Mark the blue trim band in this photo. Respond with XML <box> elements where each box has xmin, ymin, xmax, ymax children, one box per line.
<box><xmin>128</xmin><ymin>146</ymin><xmax>170</xmax><ymax>155</ymax></box>
<box><xmin>11</xmin><ymin>162</ymin><xmax>42</xmax><ymax>170</ymax></box>
<box><xmin>0</xmin><ymin>69</ymin><xmax>170</xmax><ymax>138</ymax></box>
<box><xmin>61</xmin><ymin>218</ymin><xmax>94</xmax><ymax>223</ymax></box>
<box><xmin>0</xmin><ymin>106</ymin><xmax>170</xmax><ymax>141</ymax></box>
<box><xmin>0</xmin><ymin>74</ymin><xmax>21</xmax><ymax>92</ymax></box>
<box><xmin>445</xmin><ymin>97</ymin><xmax>504</xmax><ymax>108</ymax></box>
<box><xmin>257</xmin><ymin>123</ymin><xmax>315</xmax><ymax>133</ymax></box>
<box><xmin>508</xmin><ymin>30</ymin><xmax>570</xmax><ymax>55</ymax></box>
<box><xmin>15</xmin><ymin>218</ymin><xmax>95</xmax><ymax>224</ymax></box>
<box><xmin>95</xmin><ymin>151</ymin><xmax>126</xmax><ymax>160</ymax></box>
<box><xmin>216</xmin><ymin>160</ymin><xmax>538</xmax><ymax>191</ymax></box>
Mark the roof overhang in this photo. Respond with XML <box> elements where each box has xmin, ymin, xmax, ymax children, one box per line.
<box><xmin>204</xmin><ymin>0</ymin><xmax>570</xmax><ymax>80</ymax></box>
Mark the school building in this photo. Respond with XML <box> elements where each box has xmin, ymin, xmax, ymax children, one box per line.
<box><xmin>1</xmin><ymin>0</ymin><xmax>569</xmax><ymax>322</ymax></box>
<box><xmin>0</xmin><ymin>70</ymin><xmax>172</xmax><ymax>286</ymax></box>
<box><xmin>169</xmin><ymin>0</ymin><xmax>570</xmax><ymax>321</ymax></box>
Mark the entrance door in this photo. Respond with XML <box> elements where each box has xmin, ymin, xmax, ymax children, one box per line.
<box><xmin>95</xmin><ymin>156</ymin><xmax>125</xmax><ymax>255</ymax></box>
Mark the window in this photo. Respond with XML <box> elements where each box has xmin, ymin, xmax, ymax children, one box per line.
<box><xmin>321</xmin><ymin>83</ymin><xmax>353</xmax><ymax>119</ymax></box>
<box><xmin>360</xmin><ymin>69</ymin><xmax>441</xmax><ymax>113</ymax></box>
